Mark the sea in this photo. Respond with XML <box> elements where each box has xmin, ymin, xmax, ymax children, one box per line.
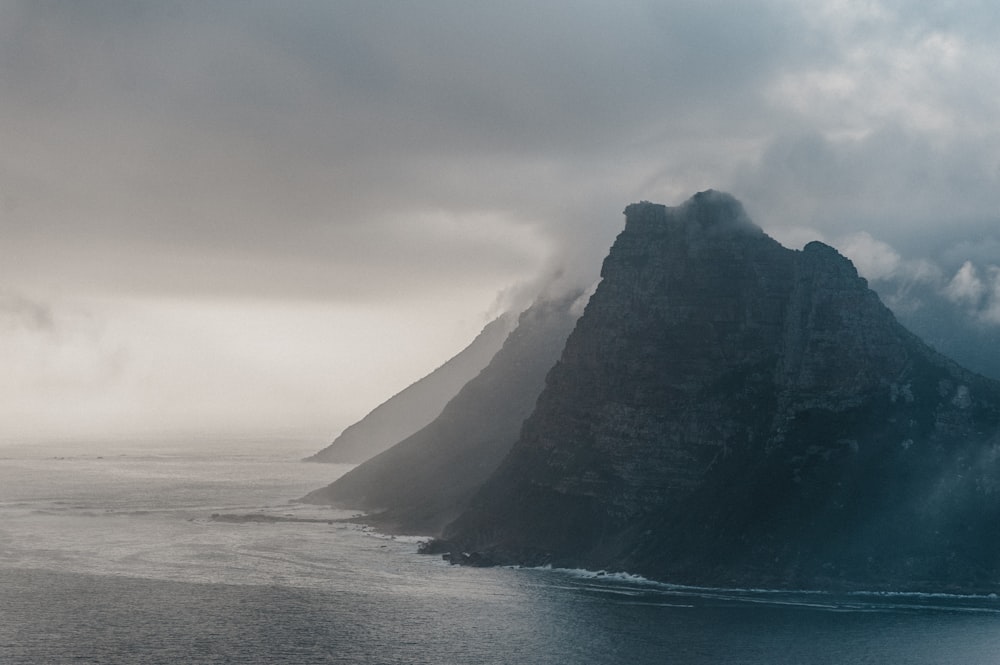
<box><xmin>2</xmin><ymin>435</ymin><xmax>999</xmax><ymax>665</ymax></box>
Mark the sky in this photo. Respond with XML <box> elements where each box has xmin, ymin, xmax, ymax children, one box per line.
<box><xmin>2</xmin><ymin>0</ymin><xmax>999</xmax><ymax>443</ymax></box>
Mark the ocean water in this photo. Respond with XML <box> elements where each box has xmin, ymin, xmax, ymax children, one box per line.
<box><xmin>2</xmin><ymin>437</ymin><xmax>999</xmax><ymax>665</ymax></box>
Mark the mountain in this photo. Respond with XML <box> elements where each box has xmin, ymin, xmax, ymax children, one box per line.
<box><xmin>432</xmin><ymin>191</ymin><xmax>1000</xmax><ymax>593</ymax></box>
<box><xmin>300</xmin><ymin>292</ymin><xmax>582</xmax><ymax>534</ymax></box>
<box><xmin>305</xmin><ymin>313</ymin><xmax>516</xmax><ymax>464</ymax></box>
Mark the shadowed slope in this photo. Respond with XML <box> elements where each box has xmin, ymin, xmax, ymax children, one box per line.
<box><xmin>301</xmin><ymin>293</ymin><xmax>581</xmax><ymax>535</ymax></box>
<box><xmin>306</xmin><ymin>313</ymin><xmax>516</xmax><ymax>464</ymax></box>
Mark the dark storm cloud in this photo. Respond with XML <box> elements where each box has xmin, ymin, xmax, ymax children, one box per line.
<box><xmin>0</xmin><ymin>0</ymin><xmax>812</xmax><ymax>301</ymax></box>
<box><xmin>734</xmin><ymin>126</ymin><xmax>1000</xmax><ymax>244</ymax></box>
<box><xmin>0</xmin><ymin>1</ymin><xmax>997</xmax><ymax>310</ymax></box>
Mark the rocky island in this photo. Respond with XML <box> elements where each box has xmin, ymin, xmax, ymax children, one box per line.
<box><xmin>304</xmin><ymin>190</ymin><xmax>1000</xmax><ymax>593</ymax></box>
<box><xmin>427</xmin><ymin>191</ymin><xmax>1000</xmax><ymax>593</ymax></box>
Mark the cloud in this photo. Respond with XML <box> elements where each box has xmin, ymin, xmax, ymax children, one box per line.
<box><xmin>838</xmin><ymin>232</ymin><xmax>903</xmax><ymax>282</ymax></box>
<box><xmin>0</xmin><ymin>292</ymin><xmax>489</xmax><ymax>441</ymax></box>
<box><xmin>836</xmin><ymin>231</ymin><xmax>943</xmax><ymax>300</ymax></box>
<box><xmin>4</xmin><ymin>1</ymin><xmax>997</xmax><ymax>305</ymax></box>
<box><xmin>984</xmin><ymin>268</ymin><xmax>1000</xmax><ymax>325</ymax></box>
<box><xmin>940</xmin><ymin>261</ymin><xmax>1000</xmax><ymax>326</ymax></box>
<box><xmin>0</xmin><ymin>0</ymin><xmax>818</xmax><ymax>304</ymax></box>
<box><xmin>0</xmin><ymin>290</ymin><xmax>54</xmax><ymax>331</ymax></box>
<box><xmin>834</xmin><ymin>231</ymin><xmax>1000</xmax><ymax>333</ymax></box>
<box><xmin>965</xmin><ymin>265</ymin><xmax>1000</xmax><ymax>326</ymax></box>
<box><xmin>0</xmin><ymin>293</ymin><xmax>129</xmax><ymax>438</ymax></box>
<box><xmin>733</xmin><ymin>127</ymin><xmax>1000</xmax><ymax>244</ymax></box>
<box><xmin>3</xmin><ymin>1</ymin><xmax>1000</xmax><ymax>437</ymax></box>
<box><xmin>945</xmin><ymin>261</ymin><xmax>986</xmax><ymax>306</ymax></box>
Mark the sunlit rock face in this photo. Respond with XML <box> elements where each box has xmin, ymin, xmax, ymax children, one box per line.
<box><xmin>301</xmin><ymin>292</ymin><xmax>581</xmax><ymax>535</ymax></box>
<box><xmin>437</xmin><ymin>191</ymin><xmax>1000</xmax><ymax>593</ymax></box>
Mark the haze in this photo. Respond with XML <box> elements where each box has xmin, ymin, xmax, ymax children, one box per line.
<box><xmin>2</xmin><ymin>1</ymin><xmax>998</xmax><ymax>443</ymax></box>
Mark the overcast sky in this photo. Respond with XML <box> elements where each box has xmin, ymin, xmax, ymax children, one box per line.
<box><xmin>2</xmin><ymin>1</ymin><xmax>999</xmax><ymax>443</ymax></box>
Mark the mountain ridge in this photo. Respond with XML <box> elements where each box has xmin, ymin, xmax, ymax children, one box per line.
<box><xmin>430</xmin><ymin>191</ymin><xmax>1000</xmax><ymax>593</ymax></box>
<box><xmin>301</xmin><ymin>292</ymin><xmax>581</xmax><ymax>535</ymax></box>
<box><xmin>305</xmin><ymin>312</ymin><xmax>516</xmax><ymax>464</ymax></box>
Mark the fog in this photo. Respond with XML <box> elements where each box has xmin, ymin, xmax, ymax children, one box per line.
<box><xmin>2</xmin><ymin>1</ymin><xmax>998</xmax><ymax>443</ymax></box>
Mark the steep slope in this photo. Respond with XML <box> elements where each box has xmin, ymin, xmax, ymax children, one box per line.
<box><xmin>890</xmin><ymin>291</ymin><xmax>1000</xmax><ymax>382</ymax></box>
<box><xmin>436</xmin><ymin>191</ymin><xmax>1000</xmax><ymax>593</ymax></box>
<box><xmin>301</xmin><ymin>293</ymin><xmax>581</xmax><ymax>535</ymax></box>
<box><xmin>306</xmin><ymin>313</ymin><xmax>516</xmax><ymax>463</ymax></box>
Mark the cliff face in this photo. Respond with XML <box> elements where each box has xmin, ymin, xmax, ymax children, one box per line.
<box><xmin>437</xmin><ymin>191</ymin><xmax>1000</xmax><ymax>592</ymax></box>
<box><xmin>300</xmin><ymin>293</ymin><xmax>581</xmax><ymax>535</ymax></box>
<box><xmin>305</xmin><ymin>313</ymin><xmax>516</xmax><ymax>464</ymax></box>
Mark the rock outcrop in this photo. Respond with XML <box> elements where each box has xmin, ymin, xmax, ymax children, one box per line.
<box><xmin>300</xmin><ymin>292</ymin><xmax>581</xmax><ymax>535</ymax></box>
<box><xmin>433</xmin><ymin>191</ymin><xmax>1000</xmax><ymax>593</ymax></box>
<box><xmin>305</xmin><ymin>313</ymin><xmax>516</xmax><ymax>464</ymax></box>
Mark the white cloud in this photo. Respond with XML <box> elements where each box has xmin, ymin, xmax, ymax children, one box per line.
<box><xmin>834</xmin><ymin>232</ymin><xmax>944</xmax><ymax>290</ymax></box>
<box><xmin>838</xmin><ymin>232</ymin><xmax>902</xmax><ymax>280</ymax></box>
<box><xmin>939</xmin><ymin>261</ymin><xmax>1000</xmax><ymax>326</ymax></box>
<box><xmin>945</xmin><ymin>261</ymin><xmax>985</xmax><ymax>305</ymax></box>
<box><xmin>771</xmin><ymin>1</ymin><xmax>991</xmax><ymax>136</ymax></box>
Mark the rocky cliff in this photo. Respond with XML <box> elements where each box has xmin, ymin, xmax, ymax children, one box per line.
<box><xmin>434</xmin><ymin>191</ymin><xmax>1000</xmax><ymax>593</ymax></box>
<box><xmin>301</xmin><ymin>292</ymin><xmax>581</xmax><ymax>535</ymax></box>
<box><xmin>305</xmin><ymin>313</ymin><xmax>516</xmax><ymax>464</ymax></box>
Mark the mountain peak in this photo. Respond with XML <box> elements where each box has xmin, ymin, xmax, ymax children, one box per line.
<box><xmin>621</xmin><ymin>190</ymin><xmax>762</xmax><ymax>254</ymax></box>
<box><xmin>801</xmin><ymin>239</ymin><xmax>861</xmax><ymax>276</ymax></box>
<box><xmin>431</xmin><ymin>193</ymin><xmax>1000</xmax><ymax>593</ymax></box>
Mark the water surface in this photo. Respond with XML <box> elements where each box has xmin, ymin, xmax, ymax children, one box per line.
<box><xmin>1</xmin><ymin>437</ymin><xmax>997</xmax><ymax>664</ymax></box>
